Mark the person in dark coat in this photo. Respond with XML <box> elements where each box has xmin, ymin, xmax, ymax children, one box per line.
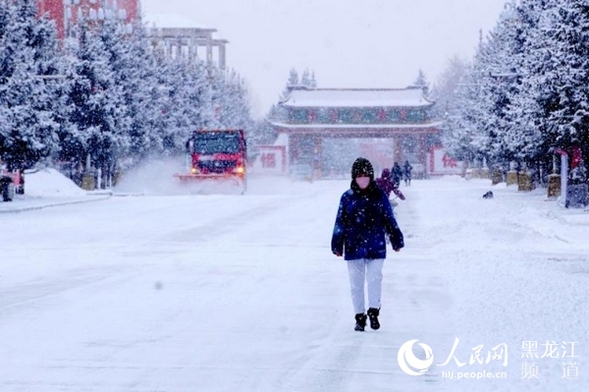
<box><xmin>331</xmin><ymin>158</ymin><xmax>404</xmax><ymax>332</ymax></box>
<box><xmin>403</xmin><ymin>160</ymin><xmax>413</xmax><ymax>186</ymax></box>
<box><xmin>391</xmin><ymin>162</ymin><xmax>403</xmax><ymax>188</ymax></box>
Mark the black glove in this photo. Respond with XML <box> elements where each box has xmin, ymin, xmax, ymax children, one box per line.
<box><xmin>391</xmin><ymin>238</ymin><xmax>404</xmax><ymax>252</ymax></box>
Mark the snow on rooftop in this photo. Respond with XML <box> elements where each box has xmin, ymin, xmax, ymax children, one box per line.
<box><xmin>282</xmin><ymin>88</ymin><xmax>432</xmax><ymax>108</ymax></box>
<box><xmin>142</xmin><ymin>12</ymin><xmax>208</xmax><ymax>29</ymax></box>
<box><xmin>273</xmin><ymin>133</ymin><xmax>289</xmax><ymax>147</ymax></box>
<box><xmin>270</xmin><ymin>121</ymin><xmax>443</xmax><ymax>129</ymax></box>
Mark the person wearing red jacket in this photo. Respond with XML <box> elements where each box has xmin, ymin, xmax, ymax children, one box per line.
<box><xmin>375</xmin><ymin>168</ymin><xmax>394</xmax><ymax>197</ymax></box>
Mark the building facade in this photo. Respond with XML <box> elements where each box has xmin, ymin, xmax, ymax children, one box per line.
<box><xmin>146</xmin><ymin>26</ymin><xmax>228</xmax><ymax>70</ymax></box>
<box><xmin>37</xmin><ymin>0</ymin><xmax>140</xmax><ymax>39</ymax></box>
<box><xmin>35</xmin><ymin>1</ymin><xmax>227</xmax><ymax>69</ymax></box>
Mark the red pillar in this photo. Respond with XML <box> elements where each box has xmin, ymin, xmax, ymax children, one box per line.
<box><xmin>313</xmin><ymin>136</ymin><xmax>322</xmax><ymax>180</ymax></box>
<box><xmin>419</xmin><ymin>134</ymin><xmax>427</xmax><ymax>177</ymax></box>
<box><xmin>393</xmin><ymin>135</ymin><xmax>402</xmax><ymax>164</ymax></box>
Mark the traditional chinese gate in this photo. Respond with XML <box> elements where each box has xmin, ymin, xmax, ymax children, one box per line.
<box><xmin>270</xmin><ymin>87</ymin><xmax>441</xmax><ymax>179</ymax></box>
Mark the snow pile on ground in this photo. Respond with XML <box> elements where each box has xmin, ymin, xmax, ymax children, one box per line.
<box><xmin>25</xmin><ymin>168</ymin><xmax>86</xmax><ymax>197</ymax></box>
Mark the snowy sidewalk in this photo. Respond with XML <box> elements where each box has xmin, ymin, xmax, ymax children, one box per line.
<box><xmin>0</xmin><ymin>194</ymin><xmax>111</xmax><ymax>213</ymax></box>
<box><xmin>403</xmin><ymin>177</ymin><xmax>589</xmax><ymax>391</ymax></box>
<box><xmin>0</xmin><ymin>168</ymin><xmax>112</xmax><ymax>213</ymax></box>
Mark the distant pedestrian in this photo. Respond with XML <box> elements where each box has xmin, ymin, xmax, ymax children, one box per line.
<box><xmin>376</xmin><ymin>168</ymin><xmax>405</xmax><ymax>210</ymax></box>
<box><xmin>332</xmin><ymin>158</ymin><xmax>404</xmax><ymax>332</ymax></box>
<box><xmin>391</xmin><ymin>162</ymin><xmax>402</xmax><ymax>188</ymax></box>
<box><xmin>375</xmin><ymin>168</ymin><xmax>394</xmax><ymax>198</ymax></box>
<box><xmin>403</xmin><ymin>160</ymin><xmax>413</xmax><ymax>186</ymax></box>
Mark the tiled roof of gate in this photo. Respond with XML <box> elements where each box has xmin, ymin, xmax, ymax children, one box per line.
<box><xmin>270</xmin><ymin>121</ymin><xmax>444</xmax><ymax>129</ymax></box>
<box><xmin>281</xmin><ymin>88</ymin><xmax>433</xmax><ymax>108</ymax></box>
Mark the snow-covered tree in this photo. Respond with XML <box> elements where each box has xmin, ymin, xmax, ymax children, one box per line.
<box><xmin>286</xmin><ymin>68</ymin><xmax>299</xmax><ymax>88</ymax></box>
<box><xmin>430</xmin><ymin>55</ymin><xmax>469</xmax><ymax>119</ymax></box>
<box><xmin>280</xmin><ymin>68</ymin><xmax>299</xmax><ymax>101</ymax></box>
<box><xmin>528</xmin><ymin>0</ymin><xmax>589</xmax><ymax>158</ymax></box>
<box><xmin>212</xmin><ymin>70</ymin><xmax>254</xmax><ymax>132</ymax></box>
<box><xmin>309</xmin><ymin>71</ymin><xmax>317</xmax><ymax>89</ymax></box>
<box><xmin>118</xmin><ymin>21</ymin><xmax>166</xmax><ymax>160</ymax></box>
<box><xmin>59</xmin><ymin>23</ymin><xmax>129</xmax><ymax>179</ymax></box>
<box><xmin>156</xmin><ymin>58</ymin><xmax>215</xmax><ymax>154</ymax></box>
<box><xmin>442</xmin><ymin>35</ymin><xmax>493</xmax><ymax>165</ymax></box>
<box><xmin>300</xmin><ymin>68</ymin><xmax>312</xmax><ymax>88</ymax></box>
<box><xmin>0</xmin><ymin>0</ymin><xmax>61</xmax><ymax>171</ymax></box>
<box><xmin>250</xmin><ymin>118</ymin><xmax>277</xmax><ymax>148</ymax></box>
<box><xmin>412</xmin><ymin>69</ymin><xmax>430</xmax><ymax>96</ymax></box>
<box><xmin>443</xmin><ymin>1</ymin><xmax>553</xmax><ymax>170</ymax></box>
<box><xmin>443</xmin><ymin>67</ymin><xmax>482</xmax><ymax>163</ymax></box>
<box><xmin>498</xmin><ymin>0</ymin><xmax>558</xmax><ymax>168</ymax></box>
<box><xmin>472</xmin><ymin>1</ymin><xmax>529</xmax><ymax>167</ymax></box>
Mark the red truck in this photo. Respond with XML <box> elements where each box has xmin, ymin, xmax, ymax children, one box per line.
<box><xmin>174</xmin><ymin>129</ymin><xmax>247</xmax><ymax>194</ymax></box>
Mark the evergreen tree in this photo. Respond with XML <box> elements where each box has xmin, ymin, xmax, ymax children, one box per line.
<box><xmin>93</xmin><ymin>16</ymin><xmax>135</xmax><ymax>181</ymax></box>
<box><xmin>158</xmin><ymin>58</ymin><xmax>214</xmax><ymax>154</ymax></box>
<box><xmin>300</xmin><ymin>68</ymin><xmax>312</xmax><ymax>88</ymax></box>
<box><xmin>430</xmin><ymin>55</ymin><xmax>469</xmax><ymax>120</ymax></box>
<box><xmin>504</xmin><ymin>0</ymin><xmax>561</xmax><ymax>170</ymax></box>
<box><xmin>214</xmin><ymin>70</ymin><xmax>254</xmax><ymax>131</ymax></box>
<box><xmin>442</xmin><ymin>65</ymin><xmax>483</xmax><ymax>164</ymax></box>
<box><xmin>442</xmin><ymin>36</ymin><xmax>492</xmax><ymax>165</ymax></box>
<box><xmin>539</xmin><ymin>0</ymin><xmax>589</xmax><ymax>157</ymax></box>
<box><xmin>310</xmin><ymin>71</ymin><xmax>317</xmax><ymax>89</ymax></box>
<box><xmin>0</xmin><ymin>0</ymin><xmax>60</xmax><ymax>172</ymax></box>
<box><xmin>120</xmin><ymin>21</ymin><xmax>166</xmax><ymax>160</ymax></box>
<box><xmin>473</xmin><ymin>1</ymin><xmax>527</xmax><ymax>167</ymax></box>
<box><xmin>413</xmin><ymin>69</ymin><xmax>430</xmax><ymax>95</ymax></box>
<box><xmin>250</xmin><ymin>118</ymin><xmax>277</xmax><ymax>147</ymax></box>
<box><xmin>60</xmin><ymin>23</ymin><xmax>128</xmax><ymax>180</ymax></box>
<box><xmin>280</xmin><ymin>68</ymin><xmax>299</xmax><ymax>101</ymax></box>
<box><xmin>287</xmin><ymin>68</ymin><xmax>299</xmax><ymax>87</ymax></box>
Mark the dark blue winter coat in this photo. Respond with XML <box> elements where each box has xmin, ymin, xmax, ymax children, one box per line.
<box><xmin>332</xmin><ymin>180</ymin><xmax>404</xmax><ymax>260</ymax></box>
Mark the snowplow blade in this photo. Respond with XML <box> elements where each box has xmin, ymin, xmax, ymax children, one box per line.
<box><xmin>173</xmin><ymin>173</ymin><xmax>246</xmax><ymax>194</ymax></box>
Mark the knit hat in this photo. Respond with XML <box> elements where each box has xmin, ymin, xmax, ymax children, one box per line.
<box><xmin>351</xmin><ymin>157</ymin><xmax>374</xmax><ymax>180</ymax></box>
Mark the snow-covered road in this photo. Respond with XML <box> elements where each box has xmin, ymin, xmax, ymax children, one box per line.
<box><xmin>1</xmin><ymin>175</ymin><xmax>587</xmax><ymax>391</ymax></box>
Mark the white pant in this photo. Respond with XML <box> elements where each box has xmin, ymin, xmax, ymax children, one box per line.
<box><xmin>346</xmin><ymin>258</ymin><xmax>384</xmax><ymax>314</ymax></box>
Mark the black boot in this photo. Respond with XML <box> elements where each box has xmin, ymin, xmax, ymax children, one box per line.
<box><xmin>354</xmin><ymin>313</ymin><xmax>367</xmax><ymax>332</ymax></box>
<box><xmin>367</xmin><ymin>308</ymin><xmax>380</xmax><ymax>330</ymax></box>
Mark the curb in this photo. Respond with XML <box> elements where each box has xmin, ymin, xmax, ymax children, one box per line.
<box><xmin>0</xmin><ymin>195</ymin><xmax>112</xmax><ymax>214</ymax></box>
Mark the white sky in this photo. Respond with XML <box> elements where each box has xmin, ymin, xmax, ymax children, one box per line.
<box><xmin>140</xmin><ymin>0</ymin><xmax>507</xmax><ymax>117</ymax></box>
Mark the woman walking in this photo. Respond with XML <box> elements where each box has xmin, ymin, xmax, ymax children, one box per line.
<box><xmin>331</xmin><ymin>158</ymin><xmax>404</xmax><ymax>331</ymax></box>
